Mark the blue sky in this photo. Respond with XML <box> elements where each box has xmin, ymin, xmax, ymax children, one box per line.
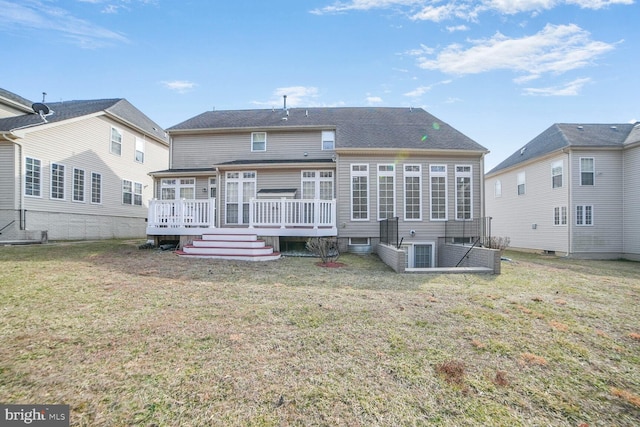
<box><xmin>1</xmin><ymin>0</ymin><xmax>638</xmax><ymax>169</ymax></box>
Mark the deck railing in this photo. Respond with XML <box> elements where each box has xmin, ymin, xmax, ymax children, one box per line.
<box><xmin>147</xmin><ymin>198</ymin><xmax>336</xmax><ymax>231</ymax></box>
<box><xmin>147</xmin><ymin>199</ymin><xmax>216</xmax><ymax>229</ymax></box>
<box><xmin>250</xmin><ymin>198</ymin><xmax>336</xmax><ymax>229</ymax></box>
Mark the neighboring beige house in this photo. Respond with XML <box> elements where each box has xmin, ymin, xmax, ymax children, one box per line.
<box><xmin>0</xmin><ymin>88</ymin><xmax>169</xmax><ymax>241</ymax></box>
<box><xmin>147</xmin><ymin>106</ymin><xmax>500</xmax><ymax>271</ymax></box>
<box><xmin>485</xmin><ymin>123</ymin><xmax>640</xmax><ymax>261</ymax></box>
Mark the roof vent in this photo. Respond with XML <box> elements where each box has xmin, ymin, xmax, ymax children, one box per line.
<box><xmin>610</xmin><ymin>126</ymin><xmax>617</xmax><ymax>130</ymax></box>
<box><xmin>577</xmin><ymin>126</ymin><xmax>583</xmax><ymax>130</ymax></box>
<box><xmin>520</xmin><ymin>147</ymin><xmax>527</xmax><ymax>155</ymax></box>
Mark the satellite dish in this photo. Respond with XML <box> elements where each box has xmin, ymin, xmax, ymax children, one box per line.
<box><xmin>31</xmin><ymin>103</ymin><xmax>54</xmax><ymax>122</ymax></box>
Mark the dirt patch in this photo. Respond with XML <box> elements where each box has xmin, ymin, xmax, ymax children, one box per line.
<box><xmin>315</xmin><ymin>261</ymin><xmax>346</xmax><ymax>268</ymax></box>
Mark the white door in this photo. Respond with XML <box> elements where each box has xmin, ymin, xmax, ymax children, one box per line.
<box><xmin>225</xmin><ymin>172</ymin><xmax>256</xmax><ymax>224</ymax></box>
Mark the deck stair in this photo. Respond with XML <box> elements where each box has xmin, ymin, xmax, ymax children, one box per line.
<box><xmin>176</xmin><ymin>228</ymin><xmax>281</xmax><ymax>261</ymax></box>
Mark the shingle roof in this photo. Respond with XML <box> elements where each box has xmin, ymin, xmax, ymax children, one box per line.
<box><xmin>0</xmin><ymin>88</ymin><xmax>33</xmax><ymax>111</ymax></box>
<box><xmin>0</xmin><ymin>94</ymin><xmax>167</xmax><ymax>143</ymax></box>
<box><xmin>487</xmin><ymin>123</ymin><xmax>636</xmax><ymax>175</ymax></box>
<box><xmin>169</xmin><ymin>107</ymin><xmax>487</xmax><ymax>152</ymax></box>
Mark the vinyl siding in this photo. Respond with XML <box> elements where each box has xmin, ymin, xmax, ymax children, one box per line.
<box><xmin>0</xmin><ymin>103</ymin><xmax>27</xmax><ymax>118</ymax></box>
<box><xmin>171</xmin><ymin>130</ymin><xmax>333</xmax><ymax>169</ymax></box>
<box><xmin>570</xmin><ymin>150</ymin><xmax>623</xmax><ymax>255</ymax></box>
<box><xmin>14</xmin><ymin>116</ymin><xmax>168</xmax><ymax>239</ymax></box>
<box><xmin>486</xmin><ymin>153</ymin><xmax>569</xmax><ymax>253</ymax></box>
<box><xmin>0</xmin><ymin>142</ymin><xmax>16</xmax><ymax>209</ymax></box>
<box><xmin>336</xmin><ymin>153</ymin><xmax>483</xmax><ymax>240</ymax></box>
<box><xmin>623</xmin><ymin>144</ymin><xmax>640</xmax><ymax>257</ymax></box>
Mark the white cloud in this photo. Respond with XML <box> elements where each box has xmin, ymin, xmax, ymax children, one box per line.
<box><xmin>162</xmin><ymin>80</ymin><xmax>197</xmax><ymax>93</ymax></box>
<box><xmin>312</xmin><ymin>0</ymin><xmax>634</xmax><ymax>19</ymax></box>
<box><xmin>522</xmin><ymin>77</ymin><xmax>592</xmax><ymax>96</ymax></box>
<box><xmin>0</xmin><ymin>0</ymin><xmax>128</xmax><ymax>47</ymax></box>
<box><xmin>415</xmin><ymin>24</ymin><xmax>618</xmax><ymax>81</ymax></box>
<box><xmin>252</xmin><ymin>86</ymin><xmax>321</xmax><ymax>107</ymax></box>
<box><xmin>404</xmin><ymin>86</ymin><xmax>432</xmax><ymax>97</ymax></box>
<box><xmin>366</xmin><ymin>96</ymin><xmax>384</xmax><ymax>104</ymax></box>
<box><xmin>446</xmin><ymin>25</ymin><xmax>470</xmax><ymax>32</ymax></box>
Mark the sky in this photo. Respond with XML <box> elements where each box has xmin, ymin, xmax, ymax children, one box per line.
<box><xmin>1</xmin><ymin>0</ymin><xmax>638</xmax><ymax>170</ymax></box>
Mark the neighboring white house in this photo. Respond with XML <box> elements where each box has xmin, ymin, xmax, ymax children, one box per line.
<box><xmin>146</xmin><ymin>106</ymin><xmax>500</xmax><ymax>271</ymax></box>
<box><xmin>0</xmin><ymin>88</ymin><xmax>169</xmax><ymax>241</ymax></box>
<box><xmin>485</xmin><ymin>123</ymin><xmax>640</xmax><ymax>261</ymax></box>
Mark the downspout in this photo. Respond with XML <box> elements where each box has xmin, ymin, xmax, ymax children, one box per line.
<box><xmin>565</xmin><ymin>148</ymin><xmax>572</xmax><ymax>257</ymax></box>
<box><xmin>1</xmin><ymin>133</ymin><xmax>24</xmax><ymax>229</ymax></box>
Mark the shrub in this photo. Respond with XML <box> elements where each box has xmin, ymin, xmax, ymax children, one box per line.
<box><xmin>306</xmin><ymin>237</ymin><xmax>340</xmax><ymax>264</ymax></box>
<box><xmin>486</xmin><ymin>236</ymin><xmax>510</xmax><ymax>252</ymax></box>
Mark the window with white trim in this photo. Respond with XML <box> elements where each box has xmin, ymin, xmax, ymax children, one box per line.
<box><xmin>73</xmin><ymin>168</ymin><xmax>85</xmax><ymax>202</ymax></box>
<box><xmin>322</xmin><ymin>130</ymin><xmax>335</xmax><ymax>150</ymax></box>
<box><xmin>404</xmin><ymin>164</ymin><xmax>421</xmax><ymax>220</ymax></box>
<box><xmin>377</xmin><ymin>164</ymin><xmax>395</xmax><ymax>220</ymax></box>
<box><xmin>455</xmin><ymin>165</ymin><xmax>472</xmax><ymax>220</ymax></box>
<box><xmin>430</xmin><ymin>165</ymin><xmax>447</xmax><ymax>221</ymax></box>
<box><xmin>122</xmin><ymin>180</ymin><xmax>143</xmax><ymax>206</ymax></box>
<box><xmin>517</xmin><ymin>171</ymin><xmax>526</xmax><ymax>195</ymax></box>
<box><xmin>110</xmin><ymin>127</ymin><xmax>122</xmax><ymax>156</ymax></box>
<box><xmin>251</xmin><ymin>132</ymin><xmax>266</xmax><ymax>152</ymax></box>
<box><xmin>25</xmin><ymin>157</ymin><xmax>41</xmax><ymax>197</ymax></box>
<box><xmin>576</xmin><ymin>205</ymin><xmax>593</xmax><ymax>226</ymax></box>
<box><xmin>554</xmin><ymin>206</ymin><xmax>567</xmax><ymax>225</ymax></box>
<box><xmin>91</xmin><ymin>172</ymin><xmax>102</xmax><ymax>204</ymax></box>
<box><xmin>551</xmin><ymin>161</ymin><xmax>563</xmax><ymax>188</ymax></box>
<box><xmin>349</xmin><ymin>237</ymin><xmax>370</xmax><ymax>245</ymax></box>
<box><xmin>302</xmin><ymin>170</ymin><xmax>334</xmax><ymax>200</ymax></box>
<box><xmin>51</xmin><ymin>163</ymin><xmax>65</xmax><ymax>200</ymax></box>
<box><xmin>135</xmin><ymin>137</ymin><xmax>145</xmax><ymax>163</ymax></box>
<box><xmin>494</xmin><ymin>180</ymin><xmax>502</xmax><ymax>198</ymax></box>
<box><xmin>580</xmin><ymin>158</ymin><xmax>594</xmax><ymax>186</ymax></box>
<box><xmin>351</xmin><ymin>164</ymin><xmax>369</xmax><ymax>220</ymax></box>
<box><xmin>160</xmin><ymin>178</ymin><xmax>196</xmax><ymax>200</ymax></box>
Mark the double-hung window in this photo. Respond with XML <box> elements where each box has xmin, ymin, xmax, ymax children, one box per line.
<box><xmin>51</xmin><ymin>163</ymin><xmax>65</xmax><ymax>200</ymax></box>
<box><xmin>377</xmin><ymin>164</ymin><xmax>395</xmax><ymax>220</ymax></box>
<box><xmin>455</xmin><ymin>165</ymin><xmax>472</xmax><ymax>220</ymax></box>
<box><xmin>111</xmin><ymin>127</ymin><xmax>122</xmax><ymax>156</ymax></box>
<box><xmin>122</xmin><ymin>180</ymin><xmax>143</xmax><ymax>206</ymax></box>
<box><xmin>576</xmin><ymin>205</ymin><xmax>593</xmax><ymax>226</ymax></box>
<box><xmin>404</xmin><ymin>165</ymin><xmax>421</xmax><ymax>220</ymax></box>
<box><xmin>554</xmin><ymin>206</ymin><xmax>567</xmax><ymax>225</ymax></box>
<box><xmin>517</xmin><ymin>171</ymin><xmax>526</xmax><ymax>195</ymax></box>
<box><xmin>91</xmin><ymin>172</ymin><xmax>102</xmax><ymax>204</ymax></box>
<box><xmin>580</xmin><ymin>158</ymin><xmax>594</xmax><ymax>186</ymax></box>
<box><xmin>322</xmin><ymin>130</ymin><xmax>335</xmax><ymax>150</ymax></box>
<box><xmin>73</xmin><ymin>168</ymin><xmax>85</xmax><ymax>202</ymax></box>
<box><xmin>494</xmin><ymin>180</ymin><xmax>502</xmax><ymax>198</ymax></box>
<box><xmin>551</xmin><ymin>161</ymin><xmax>563</xmax><ymax>188</ymax></box>
<box><xmin>251</xmin><ymin>132</ymin><xmax>266</xmax><ymax>152</ymax></box>
<box><xmin>135</xmin><ymin>137</ymin><xmax>145</xmax><ymax>163</ymax></box>
<box><xmin>430</xmin><ymin>165</ymin><xmax>447</xmax><ymax>220</ymax></box>
<box><xmin>351</xmin><ymin>164</ymin><xmax>369</xmax><ymax>220</ymax></box>
<box><xmin>25</xmin><ymin>157</ymin><xmax>42</xmax><ymax>197</ymax></box>
<box><xmin>160</xmin><ymin>178</ymin><xmax>195</xmax><ymax>200</ymax></box>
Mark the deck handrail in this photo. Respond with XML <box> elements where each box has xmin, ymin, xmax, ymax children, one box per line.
<box><xmin>148</xmin><ymin>199</ymin><xmax>216</xmax><ymax>228</ymax></box>
<box><xmin>250</xmin><ymin>198</ymin><xmax>336</xmax><ymax>229</ymax></box>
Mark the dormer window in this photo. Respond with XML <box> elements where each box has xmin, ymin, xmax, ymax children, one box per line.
<box><xmin>252</xmin><ymin>132</ymin><xmax>266</xmax><ymax>152</ymax></box>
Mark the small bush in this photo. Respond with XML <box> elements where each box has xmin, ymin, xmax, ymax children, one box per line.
<box><xmin>486</xmin><ymin>236</ymin><xmax>510</xmax><ymax>252</ymax></box>
<box><xmin>306</xmin><ymin>237</ymin><xmax>339</xmax><ymax>264</ymax></box>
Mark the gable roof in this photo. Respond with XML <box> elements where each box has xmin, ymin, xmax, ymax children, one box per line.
<box><xmin>0</xmin><ymin>94</ymin><xmax>168</xmax><ymax>144</ymax></box>
<box><xmin>169</xmin><ymin>107</ymin><xmax>488</xmax><ymax>153</ymax></box>
<box><xmin>487</xmin><ymin>123</ymin><xmax>636</xmax><ymax>175</ymax></box>
<box><xmin>0</xmin><ymin>88</ymin><xmax>34</xmax><ymax>113</ymax></box>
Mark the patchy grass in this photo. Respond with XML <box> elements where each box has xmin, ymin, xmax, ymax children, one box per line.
<box><xmin>0</xmin><ymin>243</ymin><xmax>639</xmax><ymax>426</ymax></box>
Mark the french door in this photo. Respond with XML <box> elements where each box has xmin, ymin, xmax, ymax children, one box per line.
<box><xmin>225</xmin><ymin>171</ymin><xmax>256</xmax><ymax>224</ymax></box>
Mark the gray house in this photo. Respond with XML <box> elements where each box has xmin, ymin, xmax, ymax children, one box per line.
<box><xmin>147</xmin><ymin>106</ymin><xmax>499</xmax><ymax>271</ymax></box>
<box><xmin>485</xmin><ymin>123</ymin><xmax>640</xmax><ymax>260</ymax></box>
<box><xmin>0</xmin><ymin>88</ymin><xmax>169</xmax><ymax>241</ymax></box>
